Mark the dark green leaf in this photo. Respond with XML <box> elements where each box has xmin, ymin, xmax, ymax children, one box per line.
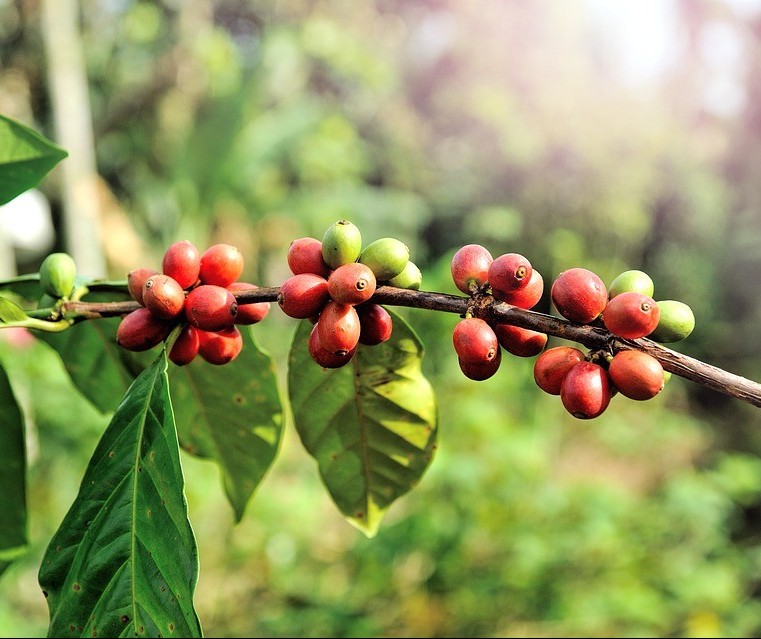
<box><xmin>38</xmin><ymin>351</ymin><xmax>202</xmax><ymax>638</ymax></box>
<box><xmin>170</xmin><ymin>327</ymin><xmax>283</xmax><ymax>522</ymax></box>
<box><xmin>0</xmin><ymin>362</ymin><xmax>27</xmax><ymax>567</ymax></box>
<box><xmin>0</xmin><ymin>295</ymin><xmax>29</xmax><ymax>323</ymax></box>
<box><xmin>288</xmin><ymin>309</ymin><xmax>438</xmax><ymax>537</ymax></box>
<box><xmin>0</xmin><ymin>114</ymin><xmax>67</xmax><ymax>206</ymax></box>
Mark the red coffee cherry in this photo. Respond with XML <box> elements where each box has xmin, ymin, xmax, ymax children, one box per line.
<box><xmin>451</xmin><ymin>244</ymin><xmax>493</xmax><ymax>294</ymax></box>
<box><xmin>608</xmin><ymin>350</ymin><xmax>665</xmax><ymax>400</ymax></box>
<box><xmin>278</xmin><ymin>273</ymin><xmax>330</xmax><ymax>319</ymax></box>
<box><xmin>199</xmin><ymin>243</ymin><xmax>244</xmax><ymax>287</ymax></box>
<box><xmin>287</xmin><ymin>237</ymin><xmax>332</xmax><ymax>278</ymax></box>
<box><xmin>550</xmin><ymin>268</ymin><xmax>607</xmax><ymax>324</ymax></box>
<box><xmin>452</xmin><ymin>317</ymin><xmax>499</xmax><ymax>364</ymax></box>
<box><xmin>308</xmin><ymin>323</ymin><xmax>356</xmax><ymax>368</ymax></box>
<box><xmin>493</xmin><ymin>269</ymin><xmax>544</xmax><ymax>309</ymax></box>
<box><xmin>317</xmin><ymin>301</ymin><xmax>361</xmax><ymax>355</ymax></box>
<box><xmin>328</xmin><ymin>262</ymin><xmax>377</xmax><ymax>306</ymax></box>
<box><xmin>198</xmin><ymin>327</ymin><xmax>243</xmax><ymax>365</ymax></box>
<box><xmin>602</xmin><ymin>291</ymin><xmax>660</xmax><ymax>339</ymax></box>
<box><xmin>357</xmin><ymin>304</ymin><xmax>393</xmax><ymax>345</ymax></box>
<box><xmin>162</xmin><ymin>240</ymin><xmax>201</xmax><ymax>290</ymax></box>
<box><xmin>488</xmin><ymin>253</ymin><xmax>532</xmax><ymax>293</ymax></box>
<box><xmin>533</xmin><ymin>346</ymin><xmax>586</xmax><ymax>395</ymax></box>
<box><xmin>184</xmin><ymin>284</ymin><xmax>238</xmax><ymax>331</ymax></box>
<box><xmin>493</xmin><ymin>324</ymin><xmax>547</xmax><ymax>358</ymax></box>
<box><xmin>116</xmin><ymin>307</ymin><xmax>174</xmax><ymax>352</ymax></box>
<box><xmin>142</xmin><ymin>274</ymin><xmax>186</xmax><ymax>320</ymax></box>
<box><xmin>560</xmin><ymin>361</ymin><xmax>612</xmax><ymax>419</ymax></box>
<box><xmin>127</xmin><ymin>267</ymin><xmax>159</xmax><ymax>305</ymax></box>
<box><xmin>227</xmin><ymin>282</ymin><xmax>270</xmax><ymax>325</ymax></box>
<box><xmin>458</xmin><ymin>348</ymin><xmax>501</xmax><ymax>381</ymax></box>
<box><xmin>169</xmin><ymin>325</ymin><xmax>201</xmax><ymax>366</ymax></box>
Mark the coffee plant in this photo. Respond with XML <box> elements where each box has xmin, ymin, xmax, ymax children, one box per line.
<box><xmin>2</xmin><ymin>115</ymin><xmax>761</xmax><ymax>637</ymax></box>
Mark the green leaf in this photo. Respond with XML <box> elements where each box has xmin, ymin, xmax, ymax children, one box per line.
<box><xmin>0</xmin><ymin>362</ymin><xmax>27</xmax><ymax>567</ymax></box>
<box><xmin>170</xmin><ymin>327</ymin><xmax>283</xmax><ymax>522</ymax></box>
<box><xmin>0</xmin><ymin>295</ymin><xmax>29</xmax><ymax>323</ymax></box>
<box><xmin>288</xmin><ymin>309</ymin><xmax>438</xmax><ymax>537</ymax></box>
<box><xmin>38</xmin><ymin>351</ymin><xmax>202</xmax><ymax>638</ymax></box>
<box><xmin>0</xmin><ymin>114</ymin><xmax>67</xmax><ymax>206</ymax></box>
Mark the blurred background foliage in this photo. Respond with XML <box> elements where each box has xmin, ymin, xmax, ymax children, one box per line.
<box><xmin>2</xmin><ymin>0</ymin><xmax>761</xmax><ymax>636</ymax></box>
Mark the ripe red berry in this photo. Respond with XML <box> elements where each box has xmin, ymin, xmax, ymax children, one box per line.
<box><xmin>142</xmin><ymin>274</ymin><xmax>186</xmax><ymax>320</ymax></box>
<box><xmin>602</xmin><ymin>291</ymin><xmax>660</xmax><ymax>339</ymax></box>
<box><xmin>287</xmin><ymin>237</ymin><xmax>332</xmax><ymax>278</ymax></box>
<box><xmin>458</xmin><ymin>348</ymin><xmax>501</xmax><ymax>381</ymax></box>
<box><xmin>451</xmin><ymin>244</ymin><xmax>493</xmax><ymax>294</ymax></box>
<box><xmin>317</xmin><ymin>301</ymin><xmax>361</xmax><ymax>355</ymax></box>
<box><xmin>162</xmin><ymin>240</ymin><xmax>201</xmax><ymax>290</ymax></box>
<box><xmin>169</xmin><ymin>325</ymin><xmax>201</xmax><ymax>366</ymax></box>
<box><xmin>550</xmin><ymin>268</ymin><xmax>607</xmax><ymax>324</ymax></box>
<box><xmin>227</xmin><ymin>282</ymin><xmax>270</xmax><ymax>325</ymax></box>
<box><xmin>533</xmin><ymin>346</ymin><xmax>586</xmax><ymax>395</ymax></box>
<box><xmin>357</xmin><ymin>304</ymin><xmax>393</xmax><ymax>345</ymax></box>
<box><xmin>308</xmin><ymin>323</ymin><xmax>356</xmax><ymax>368</ymax></box>
<box><xmin>278</xmin><ymin>273</ymin><xmax>330</xmax><ymax>319</ymax></box>
<box><xmin>199</xmin><ymin>243</ymin><xmax>244</xmax><ymax>287</ymax></box>
<box><xmin>116</xmin><ymin>307</ymin><xmax>174</xmax><ymax>352</ymax></box>
<box><xmin>608</xmin><ymin>350</ymin><xmax>665</xmax><ymax>400</ymax></box>
<box><xmin>184</xmin><ymin>284</ymin><xmax>238</xmax><ymax>332</ymax></box>
<box><xmin>493</xmin><ymin>324</ymin><xmax>547</xmax><ymax>358</ymax></box>
<box><xmin>560</xmin><ymin>361</ymin><xmax>612</xmax><ymax>419</ymax></box>
<box><xmin>493</xmin><ymin>269</ymin><xmax>544</xmax><ymax>309</ymax></box>
<box><xmin>198</xmin><ymin>327</ymin><xmax>243</xmax><ymax>365</ymax></box>
<box><xmin>452</xmin><ymin>317</ymin><xmax>499</xmax><ymax>364</ymax></box>
<box><xmin>488</xmin><ymin>253</ymin><xmax>532</xmax><ymax>293</ymax></box>
<box><xmin>127</xmin><ymin>267</ymin><xmax>159</xmax><ymax>305</ymax></box>
<box><xmin>328</xmin><ymin>262</ymin><xmax>377</xmax><ymax>306</ymax></box>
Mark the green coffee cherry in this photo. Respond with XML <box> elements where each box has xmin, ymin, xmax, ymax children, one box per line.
<box><xmin>387</xmin><ymin>260</ymin><xmax>422</xmax><ymax>290</ymax></box>
<box><xmin>608</xmin><ymin>269</ymin><xmax>654</xmax><ymax>299</ymax></box>
<box><xmin>39</xmin><ymin>252</ymin><xmax>77</xmax><ymax>298</ymax></box>
<box><xmin>648</xmin><ymin>300</ymin><xmax>695</xmax><ymax>343</ymax></box>
<box><xmin>321</xmin><ymin>220</ymin><xmax>362</xmax><ymax>269</ymax></box>
<box><xmin>359</xmin><ymin>237</ymin><xmax>410</xmax><ymax>281</ymax></box>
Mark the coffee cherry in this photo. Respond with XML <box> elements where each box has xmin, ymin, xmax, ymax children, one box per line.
<box><xmin>328</xmin><ymin>263</ymin><xmax>377</xmax><ymax>306</ymax></box>
<box><xmin>488</xmin><ymin>253</ymin><xmax>532</xmax><ymax>293</ymax></box>
<box><xmin>560</xmin><ymin>361</ymin><xmax>612</xmax><ymax>419</ymax></box>
<box><xmin>359</xmin><ymin>237</ymin><xmax>410</xmax><ymax>281</ymax></box>
<box><xmin>128</xmin><ymin>267</ymin><xmax>159</xmax><ymax>305</ymax></box>
<box><xmin>162</xmin><ymin>240</ymin><xmax>201</xmax><ymax>290</ymax></box>
<box><xmin>493</xmin><ymin>324</ymin><xmax>547</xmax><ymax>358</ymax></box>
<box><xmin>198</xmin><ymin>327</ymin><xmax>244</xmax><ymax>365</ymax></box>
<box><xmin>199</xmin><ymin>243</ymin><xmax>244</xmax><ymax>287</ymax></box>
<box><xmin>602</xmin><ymin>291</ymin><xmax>660</xmax><ymax>339</ymax></box>
<box><xmin>317</xmin><ymin>301</ymin><xmax>361</xmax><ymax>355</ymax></box>
<box><xmin>278</xmin><ymin>273</ymin><xmax>330</xmax><ymax>319</ymax></box>
<box><xmin>493</xmin><ymin>269</ymin><xmax>544</xmax><ymax>309</ymax></box>
<box><xmin>321</xmin><ymin>220</ymin><xmax>362</xmax><ymax>269</ymax></box>
<box><xmin>451</xmin><ymin>244</ymin><xmax>493</xmax><ymax>294</ymax></box>
<box><xmin>608</xmin><ymin>350</ymin><xmax>664</xmax><ymax>400</ymax></box>
<box><xmin>550</xmin><ymin>268</ymin><xmax>607</xmax><ymax>324</ymax></box>
<box><xmin>358</xmin><ymin>304</ymin><xmax>393</xmax><ymax>345</ymax></box>
<box><xmin>308</xmin><ymin>323</ymin><xmax>356</xmax><ymax>368</ymax></box>
<box><xmin>533</xmin><ymin>346</ymin><xmax>586</xmax><ymax>395</ymax></box>
<box><xmin>647</xmin><ymin>300</ymin><xmax>695</xmax><ymax>343</ymax></box>
<box><xmin>458</xmin><ymin>348</ymin><xmax>502</xmax><ymax>381</ymax></box>
<box><xmin>116</xmin><ymin>307</ymin><xmax>174</xmax><ymax>352</ymax></box>
<box><xmin>608</xmin><ymin>269</ymin><xmax>654</xmax><ymax>299</ymax></box>
<box><xmin>39</xmin><ymin>252</ymin><xmax>77</xmax><ymax>298</ymax></box>
<box><xmin>184</xmin><ymin>284</ymin><xmax>238</xmax><ymax>331</ymax></box>
<box><xmin>387</xmin><ymin>260</ymin><xmax>422</xmax><ymax>290</ymax></box>
<box><xmin>227</xmin><ymin>282</ymin><xmax>270</xmax><ymax>325</ymax></box>
<box><xmin>169</xmin><ymin>325</ymin><xmax>201</xmax><ymax>366</ymax></box>
<box><xmin>142</xmin><ymin>274</ymin><xmax>186</xmax><ymax>320</ymax></box>
<box><xmin>287</xmin><ymin>237</ymin><xmax>332</xmax><ymax>278</ymax></box>
<box><xmin>452</xmin><ymin>317</ymin><xmax>499</xmax><ymax>364</ymax></box>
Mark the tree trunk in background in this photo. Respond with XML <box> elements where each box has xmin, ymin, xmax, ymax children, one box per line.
<box><xmin>40</xmin><ymin>0</ymin><xmax>106</xmax><ymax>279</ymax></box>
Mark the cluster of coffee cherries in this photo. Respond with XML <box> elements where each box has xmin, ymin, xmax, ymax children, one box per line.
<box><xmin>450</xmin><ymin>244</ymin><xmax>547</xmax><ymax>381</ymax></box>
<box><xmin>279</xmin><ymin>219</ymin><xmax>421</xmax><ymax>368</ymax></box>
<box><xmin>116</xmin><ymin>241</ymin><xmax>269</xmax><ymax>366</ymax></box>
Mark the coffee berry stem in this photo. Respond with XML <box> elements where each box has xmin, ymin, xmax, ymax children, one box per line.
<box><xmin>33</xmin><ymin>284</ymin><xmax>761</xmax><ymax>409</ymax></box>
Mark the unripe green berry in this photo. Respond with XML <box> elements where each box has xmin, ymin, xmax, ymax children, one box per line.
<box><xmin>359</xmin><ymin>237</ymin><xmax>410</xmax><ymax>281</ymax></box>
<box><xmin>387</xmin><ymin>261</ymin><xmax>422</xmax><ymax>290</ymax></box>
<box><xmin>647</xmin><ymin>300</ymin><xmax>695</xmax><ymax>343</ymax></box>
<box><xmin>608</xmin><ymin>270</ymin><xmax>655</xmax><ymax>299</ymax></box>
<box><xmin>39</xmin><ymin>252</ymin><xmax>76</xmax><ymax>298</ymax></box>
<box><xmin>321</xmin><ymin>220</ymin><xmax>362</xmax><ymax>269</ymax></box>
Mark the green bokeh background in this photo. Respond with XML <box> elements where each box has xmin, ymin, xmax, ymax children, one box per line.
<box><xmin>3</xmin><ymin>1</ymin><xmax>761</xmax><ymax>636</ymax></box>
